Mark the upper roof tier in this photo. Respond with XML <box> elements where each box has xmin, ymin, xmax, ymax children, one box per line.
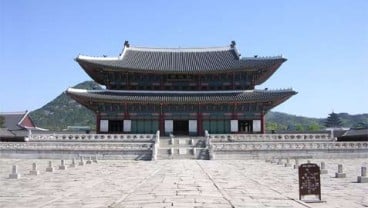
<box><xmin>75</xmin><ymin>41</ymin><xmax>286</xmax><ymax>75</ymax></box>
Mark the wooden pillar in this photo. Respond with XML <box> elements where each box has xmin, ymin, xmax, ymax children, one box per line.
<box><xmin>232</xmin><ymin>72</ymin><xmax>235</xmax><ymax>90</ymax></box>
<box><xmin>124</xmin><ymin>103</ymin><xmax>129</xmax><ymax>119</ymax></box>
<box><xmin>197</xmin><ymin>74</ymin><xmax>201</xmax><ymax>90</ymax></box>
<box><xmin>159</xmin><ymin>104</ymin><xmax>164</xmax><ymax>136</ymax></box>
<box><xmin>96</xmin><ymin>113</ymin><xmax>101</xmax><ymax>134</ymax></box>
<box><xmin>197</xmin><ymin>112</ymin><xmax>203</xmax><ymax>136</ymax></box>
<box><xmin>261</xmin><ymin>111</ymin><xmax>265</xmax><ymax>134</ymax></box>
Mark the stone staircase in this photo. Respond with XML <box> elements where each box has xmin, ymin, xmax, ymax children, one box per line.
<box><xmin>157</xmin><ymin>136</ymin><xmax>209</xmax><ymax>160</ymax></box>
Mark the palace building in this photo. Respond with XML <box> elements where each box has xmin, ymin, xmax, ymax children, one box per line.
<box><xmin>67</xmin><ymin>41</ymin><xmax>296</xmax><ymax>136</ymax></box>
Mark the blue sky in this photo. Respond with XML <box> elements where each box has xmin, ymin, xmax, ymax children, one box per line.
<box><xmin>0</xmin><ymin>0</ymin><xmax>367</xmax><ymax>118</ymax></box>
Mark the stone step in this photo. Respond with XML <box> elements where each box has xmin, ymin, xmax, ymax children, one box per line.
<box><xmin>157</xmin><ymin>147</ymin><xmax>209</xmax><ymax>160</ymax></box>
<box><xmin>158</xmin><ymin>138</ymin><xmax>206</xmax><ymax>148</ymax></box>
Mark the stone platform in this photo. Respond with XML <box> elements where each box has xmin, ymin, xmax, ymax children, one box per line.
<box><xmin>0</xmin><ymin>158</ymin><xmax>367</xmax><ymax>208</ymax></box>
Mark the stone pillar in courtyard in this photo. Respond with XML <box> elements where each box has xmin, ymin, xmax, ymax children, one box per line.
<box><xmin>357</xmin><ymin>167</ymin><xmax>368</xmax><ymax>183</ymax></box>
<box><xmin>29</xmin><ymin>163</ymin><xmax>40</xmax><ymax>175</ymax></box>
<box><xmin>335</xmin><ymin>164</ymin><xmax>346</xmax><ymax>178</ymax></box>
<box><xmin>46</xmin><ymin>161</ymin><xmax>54</xmax><ymax>172</ymax></box>
<box><xmin>320</xmin><ymin>162</ymin><xmax>328</xmax><ymax>174</ymax></box>
<box><xmin>9</xmin><ymin>165</ymin><xmax>21</xmax><ymax>179</ymax></box>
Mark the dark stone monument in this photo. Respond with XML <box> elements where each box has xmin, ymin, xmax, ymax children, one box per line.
<box><xmin>299</xmin><ymin>163</ymin><xmax>322</xmax><ymax>202</ymax></box>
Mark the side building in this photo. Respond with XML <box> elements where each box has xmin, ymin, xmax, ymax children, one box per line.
<box><xmin>67</xmin><ymin>41</ymin><xmax>296</xmax><ymax>136</ymax></box>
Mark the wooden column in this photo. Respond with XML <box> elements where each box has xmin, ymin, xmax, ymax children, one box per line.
<box><xmin>197</xmin><ymin>111</ymin><xmax>203</xmax><ymax>136</ymax></box>
<box><xmin>232</xmin><ymin>72</ymin><xmax>235</xmax><ymax>90</ymax></box>
<box><xmin>261</xmin><ymin>111</ymin><xmax>266</xmax><ymax>134</ymax></box>
<box><xmin>96</xmin><ymin>113</ymin><xmax>101</xmax><ymax>134</ymax></box>
<box><xmin>159</xmin><ymin>103</ymin><xmax>164</xmax><ymax>136</ymax></box>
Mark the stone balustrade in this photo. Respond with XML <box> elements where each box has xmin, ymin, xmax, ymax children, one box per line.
<box><xmin>209</xmin><ymin>133</ymin><xmax>331</xmax><ymax>142</ymax></box>
<box><xmin>0</xmin><ymin>142</ymin><xmax>152</xmax><ymax>151</ymax></box>
<box><xmin>211</xmin><ymin>141</ymin><xmax>368</xmax><ymax>151</ymax></box>
<box><xmin>29</xmin><ymin>133</ymin><xmax>155</xmax><ymax>142</ymax></box>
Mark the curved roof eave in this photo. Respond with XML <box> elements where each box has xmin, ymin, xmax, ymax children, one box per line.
<box><xmin>66</xmin><ymin>88</ymin><xmax>297</xmax><ymax>105</ymax></box>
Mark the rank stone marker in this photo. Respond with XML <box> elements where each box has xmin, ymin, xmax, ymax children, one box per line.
<box><xmin>46</xmin><ymin>161</ymin><xmax>54</xmax><ymax>172</ymax></box>
<box><xmin>9</xmin><ymin>165</ymin><xmax>21</xmax><ymax>179</ymax></box>
<box><xmin>86</xmin><ymin>157</ymin><xmax>92</xmax><ymax>164</ymax></box>
<box><xmin>298</xmin><ymin>163</ymin><xmax>322</xmax><ymax>202</ymax></box>
<box><xmin>29</xmin><ymin>163</ymin><xmax>40</xmax><ymax>175</ymax></box>
<box><xmin>79</xmin><ymin>157</ymin><xmax>85</xmax><ymax>166</ymax></box>
<box><xmin>92</xmin><ymin>155</ymin><xmax>98</xmax><ymax>163</ymax></box>
<box><xmin>284</xmin><ymin>158</ymin><xmax>292</xmax><ymax>167</ymax></box>
<box><xmin>277</xmin><ymin>158</ymin><xmax>284</xmax><ymax>165</ymax></box>
<box><xmin>357</xmin><ymin>166</ymin><xmax>368</xmax><ymax>183</ymax></box>
<box><xmin>320</xmin><ymin>162</ymin><xmax>328</xmax><ymax>174</ymax></box>
<box><xmin>69</xmin><ymin>158</ymin><xmax>76</xmax><ymax>168</ymax></box>
<box><xmin>335</xmin><ymin>164</ymin><xmax>346</xmax><ymax>178</ymax></box>
<box><xmin>294</xmin><ymin>159</ymin><xmax>299</xmax><ymax>169</ymax></box>
<box><xmin>59</xmin><ymin>160</ymin><xmax>67</xmax><ymax>170</ymax></box>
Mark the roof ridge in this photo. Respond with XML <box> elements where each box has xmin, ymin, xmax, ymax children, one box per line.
<box><xmin>0</xmin><ymin>111</ymin><xmax>27</xmax><ymax>115</ymax></box>
<box><xmin>125</xmin><ymin>45</ymin><xmax>233</xmax><ymax>52</ymax></box>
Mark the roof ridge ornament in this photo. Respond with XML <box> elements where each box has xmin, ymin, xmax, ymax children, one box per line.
<box><xmin>124</xmin><ymin>40</ymin><xmax>130</xmax><ymax>48</ymax></box>
<box><xmin>230</xmin><ymin>40</ymin><xmax>236</xmax><ymax>48</ymax></box>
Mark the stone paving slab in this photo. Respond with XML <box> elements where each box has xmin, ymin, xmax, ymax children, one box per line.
<box><xmin>0</xmin><ymin>158</ymin><xmax>367</xmax><ymax>208</ymax></box>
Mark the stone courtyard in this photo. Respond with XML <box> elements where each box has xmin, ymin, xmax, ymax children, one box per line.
<box><xmin>0</xmin><ymin>158</ymin><xmax>367</xmax><ymax>208</ymax></box>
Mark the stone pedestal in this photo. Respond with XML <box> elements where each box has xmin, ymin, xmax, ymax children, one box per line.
<box><xmin>79</xmin><ymin>157</ymin><xmax>85</xmax><ymax>166</ymax></box>
<box><xmin>357</xmin><ymin>167</ymin><xmax>367</xmax><ymax>183</ymax></box>
<box><xmin>277</xmin><ymin>158</ymin><xmax>284</xmax><ymax>165</ymax></box>
<box><xmin>284</xmin><ymin>158</ymin><xmax>292</xmax><ymax>167</ymax></box>
<box><xmin>9</xmin><ymin>165</ymin><xmax>21</xmax><ymax>179</ymax></box>
<box><xmin>92</xmin><ymin>156</ymin><xmax>98</xmax><ymax>163</ymax></box>
<box><xmin>294</xmin><ymin>159</ymin><xmax>299</xmax><ymax>169</ymax></box>
<box><xmin>29</xmin><ymin>163</ymin><xmax>40</xmax><ymax>175</ymax></box>
<box><xmin>86</xmin><ymin>157</ymin><xmax>92</xmax><ymax>164</ymax></box>
<box><xmin>46</xmin><ymin>161</ymin><xmax>54</xmax><ymax>172</ymax></box>
<box><xmin>335</xmin><ymin>164</ymin><xmax>346</xmax><ymax>178</ymax></box>
<box><xmin>69</xmin><ymin>158</ymin><xmax>76</xmax><ymax>168</ymax></box>
<box><xmin>59</xmin><ymin>160</ymin><xmax>67</xmax><ymax>170</ymax></box>
<box><xmin>320</xmin><ymin>162</ymin><xmax>328</xmax><ymax>174</ymax></box>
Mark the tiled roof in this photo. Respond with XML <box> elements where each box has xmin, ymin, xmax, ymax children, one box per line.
<box><xmin>66</xmin><ymin>88</ymin><xmax>297</xmax><ymax>104</ymax></box>
<box><xmin>76</xmin><ymin>45</ymin><xmax>286</xmax><ymax>73</ymax></box>
<box><xmin>0</xmin><ymin>111</ymin><xmax>27</xmax><ymax>130</ymax></box>
<box><xmin>0</xmin><ymin>128</ymin><xmax>15</xmax><ymax>137</ymax></box>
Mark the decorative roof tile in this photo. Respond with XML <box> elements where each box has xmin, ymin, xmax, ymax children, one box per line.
<box><xmin>76</xmin><ymin>44</ymin><xmax>286</xmax><ymax>73</ymax></box>
<box><xmin>66</xmin><ymin>88</ymin><xmax>297</xmax><ymax>104</ymax></box>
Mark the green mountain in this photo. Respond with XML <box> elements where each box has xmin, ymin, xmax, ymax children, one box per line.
<box><xmin>30</xmin><ymin>81</ymin><xmax>101</xmax><ymax>131</ymax></box>
<box><xmin>30</xmin><ymin>81</ymin><xmax>368</xmax><ymax>132</ymax></box>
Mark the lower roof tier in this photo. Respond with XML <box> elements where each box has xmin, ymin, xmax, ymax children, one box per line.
<box><xmin>66</xmin><ymin>88</ymin><xmax>297</xmax><ymax>106</ymax></box>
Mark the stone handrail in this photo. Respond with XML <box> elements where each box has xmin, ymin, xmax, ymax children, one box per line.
<box><xmin>29</xmin><ymin>133</ymin><xmax>155</xmax><ymax>142</ymax></box>
<box><xmin>212</xmin><ymin>141</ymin><xmax>368</xmax><ymax>151</ymax></box>
<box><xmin>151</xmin><ymin>130</ymin><xmax>160</xmax><ymax>161</ymax></box>
<box><xmin>209</xmin><ymin>133</ymin><xmax>331</xmax><ymax>142</ymax></box>
<box><xmin>0</xmin><ymin>142</ymin><xmax>152</xmax><ymax>151</ymax></box>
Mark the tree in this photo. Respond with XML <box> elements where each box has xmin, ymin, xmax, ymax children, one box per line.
<box><xmin>295</xmin><ymin>124</ymin><xmax>305</xmax><ymax>132</ymax></box>
<box><xmin>307</xmin><ymin>122</ymin><xmax>322</xmax><ymax>131</ymax></box>
<box><xmin>0</xmin><ymin>115</ymin><xmax>4</xmax><ymax>128</ymax></box>
<box><xmin>325</xmin><ymin>112</ymin><xmax>342</xmax><ymax>128</ymax></box>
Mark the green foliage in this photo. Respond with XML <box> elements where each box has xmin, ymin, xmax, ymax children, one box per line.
<box><xmin>0</xmin><ymin>115</ymin><xmax>4</xmax><ymax>128</ymax></box>
<box><xmin>266</xmin><ymin>112</ymin><xmax>323</xmax><ymax>132</ymax></box>
<box><xmin>324</xmin><ymin>112</ymin><xmax>342</xmax><ymax>128</ymax></box>
<box><xmin>30</xmin><ymin>81</ymin><xmax>102</xmax><ymax>131</ymax></box>
<box><xmin>307</xmin><ymin>122</ymin><xmax>322</xmax><ymax>131</ymax></box>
